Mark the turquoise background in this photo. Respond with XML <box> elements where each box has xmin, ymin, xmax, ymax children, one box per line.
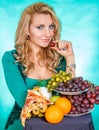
<box><xmin>0</xmin><ymin>0</ymin><xmax>99</xmax><ymax>130</ymax></box>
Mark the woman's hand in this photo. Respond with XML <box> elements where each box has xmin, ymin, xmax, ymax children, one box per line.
<box><xmin>50</xmin><ymin>40</ymin><xmax>75</xmax><ymax>77</ymax></box>
<box><xmin>50</xmin><ymin>40</ymin><xmax>74</xmax><ymax>61</ymax></box>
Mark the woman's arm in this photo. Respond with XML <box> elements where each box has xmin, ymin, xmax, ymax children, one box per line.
<box><xmin>2</xmin><ymin>51</ymin><xmax>27</xmax><ymax>108</ymax></box>
<box><xmin>65</xmin><ymin>53</ymin><xmax>75</xmax><ymax>78</ymax></box>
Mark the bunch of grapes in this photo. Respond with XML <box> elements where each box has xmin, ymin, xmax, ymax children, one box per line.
<box><xmin>64</xmin><ymin>85</ymin><xmax>99</xmax><ymax>114</ymax></box>
<box><xmin>86</xmin><ymin>85</ymin><xmax>99</xmax><ymax>104</ymax></box>
<box><xmin>47</xmin><ymin>70</ymin><xmax>72</xmax><ymax>92</ymax></box>
<box><xmin>53</xmin><ymin>76</ymin><xmax>99</xmax><ymax>114</ymax></box>
<box><xmin>47</xmin><ymin>70</ymin><xmax>99</xmax><ymax>115</ymax></box>
<box><xmin>55</xmin><ymin>77</ymin><xmax>90</xmax><ymax>92</ymax></box>
<box><xmin>65</xmin><ymin>93</ymin><xmax>94</xmax><ymax>114</ymax></box>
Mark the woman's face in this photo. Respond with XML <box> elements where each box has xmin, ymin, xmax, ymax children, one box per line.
<box><xmin>29</xmin><ymin>13</ymin><xmax>55</xmax><ymax>48</ymax></box>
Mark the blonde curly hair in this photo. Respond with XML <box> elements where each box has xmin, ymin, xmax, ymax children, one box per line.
<box><xmin>14</xmin><ymin>2</ymin><xmax>62</xmax><ymax>74</ymax></box>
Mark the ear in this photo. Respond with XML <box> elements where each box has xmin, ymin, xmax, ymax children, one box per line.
<box><xmin>26</xmin><ymin>35</ymin><xmax>30</xmax><ymax>40</ymax></box>
<box><xmin>26</xmin><ymin>31</ymin><xmax>30</xmax><ymax>39</ymax></box>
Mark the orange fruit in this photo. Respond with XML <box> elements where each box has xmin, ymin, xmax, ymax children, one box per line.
<box><xmin>55</xmin><ymin>97</ymin><xmax>71</xmax><ymax>114</ymax></box>
<box><xmin>45</xmin><ymin>105</ymin><xmax>63</xmax><ymax>124</ymax></box>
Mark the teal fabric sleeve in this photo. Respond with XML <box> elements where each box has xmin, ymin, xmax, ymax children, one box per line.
<box><xmin>2</xmin><ymin>51</ymin><xmax>27</xmax><ymax>108</ymax></box>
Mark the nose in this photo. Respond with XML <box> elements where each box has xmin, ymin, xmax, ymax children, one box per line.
<box><xmin>45</xmin><ymin>28</ymin><xmax>51</xmax><ymax>37</ymax></box>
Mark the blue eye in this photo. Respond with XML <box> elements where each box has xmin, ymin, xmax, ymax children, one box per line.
<box><xmin>37</xmin><ymin>25</ymin><xmax>44</xmax><ymax>30</ymax></box>
<box><xmin>49</xmin><ymin>24</ymin><xmax>55</xmax><ymax>29</ymax></box>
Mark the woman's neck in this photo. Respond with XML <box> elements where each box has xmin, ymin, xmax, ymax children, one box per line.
<box><xmin>31</xmin><ymin>45</ymin><xmax>42</xmax><ymax>61</ymax></box>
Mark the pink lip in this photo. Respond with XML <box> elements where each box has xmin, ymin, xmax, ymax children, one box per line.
<box><xmin>42</xmin><ymin>39</ymin><xmax>50</xmax><ymax>43</ymax></box>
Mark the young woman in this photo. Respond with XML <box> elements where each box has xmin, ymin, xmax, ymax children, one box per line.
<box><xmin>2</xmin><ymin>2</ymin><xmax>75</xmax><ymax>130</ymax></box>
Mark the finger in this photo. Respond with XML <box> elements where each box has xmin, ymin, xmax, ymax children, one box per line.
<box><xmin>63</xmin><ymin>41</ymin><xmax>71</xmax><ymax>50</ymax></box>
<box><xmin>65</xmin><ymin>41</ymin><xmax>72</xmax><ymax>47</ymax></box>
<box><xmin>51</xmin><ymin>40</ymin><xmax>61</xmax><ymax>50</ymax></box>
<box><xmin>53</xmin><ymin>40</ymin><xmax>65</xmax><ymax>50</ymax></box>
<box><xmin>61</xmin><ymin>41</ymin><xmax>66</xmax><ymax>50</ymax></box>
<box><xmin>50</xmin><ymin>46</ymin><xmax>62</xmax><ymax>54</ymax></box>
<box><xmin>65</xmin><ymin>41</ymin><xmax>74</xmax><ymax>55</ymax></box>
<box><xmin>53</xmin><ymin>40</ymin><xmax>67</xmax><ymax>51</ymax></box>
<box><xmin>58</xmin><ymin>41</ymin><xmax>62</xmax><ymax>50</ymax></box>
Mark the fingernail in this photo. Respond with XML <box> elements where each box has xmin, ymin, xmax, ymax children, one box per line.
<box><xmin>62</xmin><ymin>48</ymin><xmax>66</xmax><ymax>51</ymax></box>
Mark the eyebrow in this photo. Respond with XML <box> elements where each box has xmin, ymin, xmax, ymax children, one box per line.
<box><xmin>36</xmin><ymin>24</ymin><xmax>45</xmax><ymax>26</ymax></box>
<box><xmin>36</xmin><ymin>23</ymin><xmax>54</xmax><ymax>26</ymax></box>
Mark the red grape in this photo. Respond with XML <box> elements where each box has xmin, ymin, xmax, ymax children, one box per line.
<box><xmin>50</xmin><ymin>42</ymin><xmax>55</xmax><ymax>47</ymax></box>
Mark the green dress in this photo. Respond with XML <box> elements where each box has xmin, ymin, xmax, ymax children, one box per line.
<box><xmin>2</xmin><ymin>50</ymin><xmax>66</xmax><ymax>130</ymax></box>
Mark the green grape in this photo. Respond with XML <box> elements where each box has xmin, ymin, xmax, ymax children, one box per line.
<box><xmin>59</xmin><ymin>70</ymin><xmax>63</xmax><ymax>74</ymax></box>
<box><xmin>59</xmin><ymin>79</ymin><xmax>63</xmax><ymax>82</ymax></box>
<box><xmin>56</xmin><ymin>73</ymin><xmax>59</xmax><ymax>76</ymax></box>
<box><xmin>66</xmin><ymin>76</ymin><xmax>71</xmax><ymax>81</ymax></box>
<box><xmin>55</xmin><ymin>77</ymin><xmax>60</xmax><ymax>82</ymax></box>
<box><xmin>62</xmin><ymin>71</ymin><xmax>66</xmax><ymax>76</ymax></box>
<box><xmin>59</xmin><ymin>74</ymin><xmax>62</xmax><ymax>78</ymax></box>
<box><xmin>48</xmin><ymin>87</ymin><xmax>53</xmax><ymax>92</ymax></box>
<box><xmin>48</xmin><ymin>80</ymin><xmax>52</xmax><ymax>85</ymax></box>
<box><xmin>63</xmin><ymin>79</ymin><xmax>67</xmax><ymax>82</ymax></box>
<box><xmin>47</xmin><ymin>70</ymin><xmax>72</xmax><ymax>92</ymax></box>
<box><xmin>52</xmin><ymin>82</ymin><xmax>57</xmax><ymax>86</ymax></box>
<box><xmin>51</xmin><ymin>78</ymin><xmax>55</xmax><ymax>82</ymax></box>
<box><xmin>62</xmin><ymin>76</ymin><xmax>66</xmax><ymax>80</ymax></box>
<box><xmin>47</xmin><ymin>84</ymin><xmax>51</xmax><ymax>88</ymax></box>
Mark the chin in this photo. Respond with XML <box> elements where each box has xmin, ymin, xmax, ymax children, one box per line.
<box><xmin>41</xmin><ymin>44</ymin><xmax>49</xmax><ymax>48</ymax></box>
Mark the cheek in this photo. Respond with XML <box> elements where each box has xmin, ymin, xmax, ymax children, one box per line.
<box><xmin>50</xmin><ymin>30</ymin><xmax>54</xmax><ymax>36</ymax></box>
<box><xmin>30</xmin><ymin>29</ymin><xmax>42</xmax><ymax>38</ymax></box>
